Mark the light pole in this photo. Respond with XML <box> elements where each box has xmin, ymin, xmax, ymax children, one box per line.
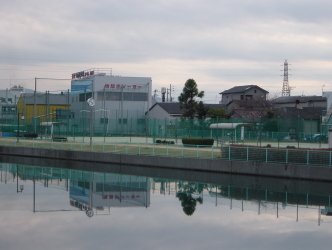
<box><xmin>16</xmin><ymin>112</ymin><xmax>25</xmax><ymax>143</ymax></box>
<box><xmin>16</xmin><ymin>165</ymin><xmax>24</xmax><ymax>193</ymax></box>
<box><xmin>87</xmin><ymin>98</ymin><xmax>95</xmax><ymax>147</ymax></box>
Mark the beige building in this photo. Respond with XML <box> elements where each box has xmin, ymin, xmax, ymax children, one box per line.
<box><xmin>220</xmin><ymin>85</ymin><xmax>269</xmax><ymax>105</ymax></box>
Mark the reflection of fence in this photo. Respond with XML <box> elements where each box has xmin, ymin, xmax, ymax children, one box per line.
<box><xmin>2</xmin><ymin>137</ymin><xmax>332</xmax><ymax>167</ymax></box>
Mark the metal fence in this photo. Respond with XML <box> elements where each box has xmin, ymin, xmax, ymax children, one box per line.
<box><xmin>1</xmin><ymin>137</ymin><xmax>331</xmax><ymax>167</ymax></box>
<box><xmin>0</xmin><ymin>114</ymin><xmax>328</xmax><ymax>144</ymax></box>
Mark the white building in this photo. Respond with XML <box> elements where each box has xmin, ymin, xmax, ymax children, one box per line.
<box><xmin>70</xmin><ymin>69</ymin><xmax>152</xmax><ymax>135</ymax></box>
<box><xmin>0</xmin><ymin>85</ymin><xmax>24</xmax><ymax>122</ymax></box>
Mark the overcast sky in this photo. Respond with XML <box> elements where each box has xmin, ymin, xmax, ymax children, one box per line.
<box><xmin>1</xmin><ymin>0</ymin><xmax>332</xmax><ymax>103</ymax></box>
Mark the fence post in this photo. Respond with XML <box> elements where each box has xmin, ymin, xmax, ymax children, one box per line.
<box><xmin>182</xmin><ymin>144</ymin><xmax>184</xmax><ymax>157</ymax></box>
<box><xmin>266</xmin><ymin>148</ymin><xmax>268</xmax><ymax>162</ymax></box>
<box><xmin>139</xmin><ymin>143</ymin><xmax>141</xmax><ymax>155</ymax></box>
<box><xmin>196</xmin><ymin>145</ymin><xmax>198</xmax><ymax>158</ymax></box>
<box><xmin>307</xmin><ymin>150</ymin><xmax>310</xmax><ymax>165</ymax></box>
<box><xmin>330</xmin><ymin>151</ymin><xmax>331</xmax><ymax>167</ymax></box>
<box><xmin>152</xmin><ymin>142</ymin><xmax>155</xmax><ymax>156</ymax></box>
<box><xmin>212</xmin><ymin>146</ymin><xmax>214</xmax><ymax>159</ymax></box>
<box><xmin>247</xmin><ymin>147</ymin><xmax>249</xmax><ymax>161</ymax></box>
<box><xmin>286</xmin><ymin>149</ymin><xmax>288</xmax><ymax>164</ymax></box>
<box><xmin>126</xmin><ymin>142</ymin><xmax>128</xmax><ymax>154</ymax></box>
<box><xmin>228</xmin><ymin>146</ymin><xmax>231</xmax><ymax>160</ymax></box>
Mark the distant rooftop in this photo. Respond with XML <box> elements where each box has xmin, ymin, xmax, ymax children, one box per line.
<box><xmin>220</xmin><ymin>85</ymin><xmax>269</xmax><ymax>95</ymax></box>
<box><xmin>273</xmin><ymin>96</ymin><xmax>326</xmax><ymax>104</ymax></box>
<box><xmin>149</xmin><ymin>102</ymin><xmax>226</xmax><ymax>115</ymax></box>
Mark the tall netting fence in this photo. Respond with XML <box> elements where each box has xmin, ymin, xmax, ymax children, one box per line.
<box><xmin>1</xmin><ymin>108</ymin><xmax>328</xmax><ymax>145</ymax></box>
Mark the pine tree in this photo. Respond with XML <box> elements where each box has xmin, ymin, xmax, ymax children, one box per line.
<box><xmin>178</xmin><ymin>79</ymin><xmax>204</xmax><ymax>118</ymax></box>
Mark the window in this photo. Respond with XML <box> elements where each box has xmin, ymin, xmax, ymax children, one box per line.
<box><xmin>123</xmin><ymin>92</ymin><xmax>132</xmax><ymax>101</ymax></box>
<box><xmin>246</xmin><ymin>95</ymin><xmax>253</xmax><ymax>100</ymax></box>
<box><xmin>133</xmin><ymin>93</ymin><xmax>147</xmax><ymax>101</ymax></box>
<box><xmin>2</xmin><ymin>106</ymin><xmax>16</xmax><ymax>113</ymax></box>
<box><xmin>137</xmin><ymin>119</ymin><xmax>145</xmax><ymax>124</ymax></box>
<box><xmin>79</xmin><ymin>92</ymin><xmax>92</xmax><ymax>102</ymax></box>
<box><xmin>100</xmin><ymin>118</ymin><xmax>109</xmax><ymax>124</ymax></box>
<box><xmin>118</xmin><ymin>118</ymin><xmax>127</xmax><ymax>124</ymax></box>
<box><xmin>241</xmin><ymin>95</ymin><xmax>244</xmax><ymax>100</ymax></box>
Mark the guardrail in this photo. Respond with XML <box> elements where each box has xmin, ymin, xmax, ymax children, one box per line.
<box><xmin>0</xmin><ymin>138</ymin><xmax>331</xmax><ymax>167</ymax></box>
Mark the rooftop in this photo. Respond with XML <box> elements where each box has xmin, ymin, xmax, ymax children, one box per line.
<box><xmin>220</xmin><ymin>85</ymin><xmax>269</xmax><ymax>95</ymax></box>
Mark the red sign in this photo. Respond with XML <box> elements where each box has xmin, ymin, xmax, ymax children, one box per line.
<box><xmin>104</xmin><ymin>84</ymin><xmax>142</xmax><ymax>89</ymax></box>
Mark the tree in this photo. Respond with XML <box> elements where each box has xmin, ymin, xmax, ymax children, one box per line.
<box><xmin>207</xmin><ymin>108</ymin><xmax>227</xmax><ymax>119</ymax></box>
<box><xmin>178</xmin><ymin>79</ymin><xmax>204</xmax><ymax>118</ymax></box>
<box><xmin>196</xmin><ymin>101</ymin><xmax>210</xmax><ymax>119</ymax></box>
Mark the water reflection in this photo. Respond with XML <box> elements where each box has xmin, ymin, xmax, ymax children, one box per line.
<box><xmin>2</xmin><ymin>162</ymin><xmax>331</xmax><ymax>226</ymax></box>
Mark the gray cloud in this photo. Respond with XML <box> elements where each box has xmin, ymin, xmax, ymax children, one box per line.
<box><xmin>0</xmin><ymin>0</ymin><xmax>331</xmax><ymax>98</ymax></box>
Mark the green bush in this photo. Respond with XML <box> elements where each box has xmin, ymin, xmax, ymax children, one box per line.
<box><xmin>182</xmin><ymin>138</ymin><xmax>214</xmax><ymax>146</ymax></box>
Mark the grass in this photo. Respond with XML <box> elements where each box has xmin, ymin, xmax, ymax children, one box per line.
<box><xmin>0</xmin><ymin>137</ymin><xmax>219</xmax><ymax>159</ymax></box>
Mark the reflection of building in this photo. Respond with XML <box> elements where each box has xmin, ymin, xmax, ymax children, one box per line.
<box><xmin>70</xmin><ymin>174</ymin><xmax>150</xmax><ymax>214</ymax></box>
<box><xmin>70</xmin><ymin>69</ymin><xmax>152</xmax><ymax>135</ymax></box>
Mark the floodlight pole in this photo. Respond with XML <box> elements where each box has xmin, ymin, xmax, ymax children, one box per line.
<box><xmin>34</xmin><ymin>78</ymin><xmax>37</xmax><ymax>133</ymax></box>
<box><xmin>90</xmin><ymin>105</ymin><xmax>93</xmax><ymax>147</ymax></box>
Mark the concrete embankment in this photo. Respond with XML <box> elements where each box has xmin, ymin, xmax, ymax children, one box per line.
<box><xmin>1</xmin><ymin>145</ymin><xmax>332</xmax><ymax>182</ymax></box>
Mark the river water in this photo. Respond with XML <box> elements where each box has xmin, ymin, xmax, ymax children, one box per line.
<box><xmin>0</xmin><ymin>156</ymin><xmax>331</xmax><ymax>250</ymax></box>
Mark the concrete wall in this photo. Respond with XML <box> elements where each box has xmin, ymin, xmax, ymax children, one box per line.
<box><xmin>1</xmin><ymin>145</ymin><xmax>332</xmax><ymax>182</ymax></box>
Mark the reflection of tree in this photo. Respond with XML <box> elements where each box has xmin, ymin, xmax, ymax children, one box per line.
<box><xmin>176</xmin><ymin>182</ymin><xmax>206</xmax><ymax>216</ymax></box>
<box><xmin>177</xmin><ymin>182</ymin><xmax>206</xmax><ymax>194</ymax></box>
<box><xmin>176</xmin><ymin>192</ymin><xmax>198</xmax><ymax>216</ymax></box>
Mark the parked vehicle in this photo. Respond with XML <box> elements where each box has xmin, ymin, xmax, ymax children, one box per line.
<box><xmin>309</xmin><ymin>134</ymin><xmax>328</xmax><ymax>143</ymax></box>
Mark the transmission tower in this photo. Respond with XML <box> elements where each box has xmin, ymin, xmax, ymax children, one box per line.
<box><xmin>281</xmin><ymin>59</ymin><xmax>294</xmax><ymax>96</ymax></box>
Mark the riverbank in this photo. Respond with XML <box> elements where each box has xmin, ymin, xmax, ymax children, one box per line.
<box><xmin>1</xmin><ymin>145</ymin><xmax>332</xmax><ymax>182</ymax></box>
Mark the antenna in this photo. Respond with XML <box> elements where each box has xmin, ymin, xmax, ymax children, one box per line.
<box><xmin>281</xmin><ymin>59</ymin><xmax>295</xmax><ymax>96</ymax></box>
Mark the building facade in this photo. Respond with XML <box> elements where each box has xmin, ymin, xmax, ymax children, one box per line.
<box><xmin>70</xmin><ymin>69</ymin><xmax>152</xmax><ymax>135</ymax></box>
<box><xmin>220</xmin><ymin>85</ymin><xmax>269</xmax><ymax>105</ymax></box>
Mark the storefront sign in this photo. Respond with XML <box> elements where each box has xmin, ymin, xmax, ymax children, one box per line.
<box><xmin>104</xmin><ymin>84</ymin><xmax>142</xmax><ymax>89</ymax></box>
<box><xmin>72</xmin><ymin>70</ymin><xmax>94</xmax><ymax>79</ymax></box>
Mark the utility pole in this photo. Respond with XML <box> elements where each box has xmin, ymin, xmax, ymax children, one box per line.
<box><xmin>161</xmin><ymin>87</ymin><xmax>166</xmax><ymax>102</ymax></box>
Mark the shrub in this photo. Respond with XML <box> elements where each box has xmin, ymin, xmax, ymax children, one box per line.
<box><xmin>23</xmin><ymin>133</ymin><xmax>38</xmax><ymax>138</ymax></box>
<box><xmin>182</xmin><ymin>138</ymin><xmax>214</xmax><ymax>146</ymax></box>
<box><xmin>156</xmin><ymin>140</ymin><xmax>175</xmax><ymax>144</ymax></box>
<box><xmin>266</xmin><ymin>144</ymin><xmax>271</xmax><ymax>148</ymax></box>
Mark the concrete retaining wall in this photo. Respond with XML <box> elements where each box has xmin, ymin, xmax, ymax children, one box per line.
<box><xmin>1</xmin><ymin>145</ymin><xmax>332</xmax><ymax>182</ymax></box>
